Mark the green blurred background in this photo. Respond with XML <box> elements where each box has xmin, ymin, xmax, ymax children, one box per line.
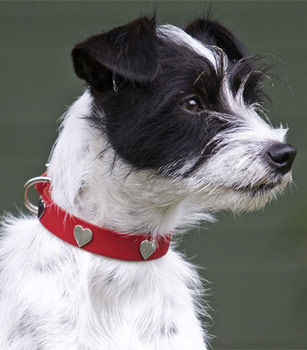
<box><xmin>0</xmin><ymin>1</ymin><xmax>306</xmax><ymax>349</ymax></box>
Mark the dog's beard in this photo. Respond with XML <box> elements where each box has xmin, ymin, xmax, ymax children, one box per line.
<box><xmin>175</xmin><ymin>141</ymin><xmax>292</xmax><ymax>213</ymax></box>
<box><xmin>214</xmin><ymin>176</ymin><xmax>290</xmax><ymax>211</ymax></box>
<box><xmin>184</xmin><ymin>169</ymin><xmax>292</xmax><ymax>213</ymax></box>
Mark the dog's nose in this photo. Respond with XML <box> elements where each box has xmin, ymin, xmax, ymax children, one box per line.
<box><xmin>266</xmin><ymin>143</ymin><xmax>296</xmax><ymax>175</ymax></box>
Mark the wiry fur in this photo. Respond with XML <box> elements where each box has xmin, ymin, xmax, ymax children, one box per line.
<box><xmin>0</xmin><ymin>16</ymin><xmax>295</xmax><ymax>350</ymax></box>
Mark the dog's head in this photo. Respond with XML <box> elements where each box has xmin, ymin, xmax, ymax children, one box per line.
<box><xmin>60</xmin><ymin>16</ymin><xmax>295</xmax><ymax>225</ymax></box>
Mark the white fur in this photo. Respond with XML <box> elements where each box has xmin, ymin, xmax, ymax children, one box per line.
<box><xmin>0</xmin><ymin>91</ymin><xmax>210</xmax><ymax>350</ymax></box>
<box><xmin>0</xmin><ymin>215</ymin><xmax>207</xmax><ymax>350</ymax></box>
<box><xmin>157</xmin><ymin>25</ymin><xmax>218</xmax><ymax>68</ymax></box>
<box><xmin>0</xmin><ymin>28</ymin><xmax>292</xmax><ymax>350</ymax></box>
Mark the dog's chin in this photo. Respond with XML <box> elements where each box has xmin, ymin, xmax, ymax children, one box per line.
<box><xmin>203</xmin><ymin>173</ymin><xmax>292</xmax><ymax>212</ymax></box>
<box><xmin>231</xmin><ymin>180</ymin><xmax>283</xmax><ymax>197</ymax></box>
<box><xmin>233</xmin><ymin>176</ymin><xmax>291</xmax><ymax>210</ymax></box>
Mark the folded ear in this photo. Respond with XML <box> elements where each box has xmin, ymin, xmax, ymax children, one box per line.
<box><xmin>72</xmin><ymin>16</ymin><xmax>160</xmax><ymax>91</ymax></box>
<box><xmin>185</xmin><ymin>18</ymin><xmax>248</xmax><ymax>61</ymax></box>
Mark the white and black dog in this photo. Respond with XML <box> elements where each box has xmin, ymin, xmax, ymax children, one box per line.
<box><xmin>0</xmin><ymin>16</ymin><xmax>296</xmax><ymax>350</ymax></box>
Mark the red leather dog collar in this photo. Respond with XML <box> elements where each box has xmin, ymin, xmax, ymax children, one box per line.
<box><xmin>34</xmin><ymin>178</ymin><xmax>171</xmax><ymax>261</ymax></box>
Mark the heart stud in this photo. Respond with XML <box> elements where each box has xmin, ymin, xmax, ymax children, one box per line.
<box><xmin>140</xmin><ymin>239</ymin><xmax>157</xmax><ymax>260</ymax></box>
<box><xmin>73</xmin><ymin>225</ymin><xmax>93</xmax><ymax>248</ymax></box>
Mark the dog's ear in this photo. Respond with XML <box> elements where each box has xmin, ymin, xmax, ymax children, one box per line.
<box><xmin>185</xmin><ymin>18</ymin><xmax>248</xmax><ymax>61</ymax></box>
<box><xmin>72</xmin><ymin>16</ymin><xmax>159</xmax><ymax>91</ymax></box>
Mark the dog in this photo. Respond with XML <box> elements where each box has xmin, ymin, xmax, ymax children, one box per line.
<box><xmin>0</xmin><ymin>16</ymin><xmax>296</xmax><ymax>350</ymax></box>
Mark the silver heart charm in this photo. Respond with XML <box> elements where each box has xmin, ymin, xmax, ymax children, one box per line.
<box><xmin>73</xmin><ymin>225</ymin><xmax>93</xmax><ymax>247</ymax></box>
<box><xmin>140</xmin><ymin>239</ymin><xmax>157</xmax><ymax>260</ymax></box>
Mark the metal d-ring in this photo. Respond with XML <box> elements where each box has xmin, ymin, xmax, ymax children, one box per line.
<box><xmin>23</xmin><ymin>176</ymin><xmax>51</xmax><ymax>214</ymax></box>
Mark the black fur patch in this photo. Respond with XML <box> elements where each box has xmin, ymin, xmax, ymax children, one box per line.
<box><xmin>37</xmin><ymin>199</ymin><xmax>45</xmax><ymax>220</ymax></box>
<box><xmin>89</xmin><ymin>38</ymin><xmax>228</xmax><ymax>175</ymax></box>
<box><xmin>73</xmin><ymin>16</ymin><xmax>270</xmax><ymax>176</ymax></box>
<box><xmin>72</xmin><ymin>16</ymin><xmax>160</xmax><ymax>91</ymax></box>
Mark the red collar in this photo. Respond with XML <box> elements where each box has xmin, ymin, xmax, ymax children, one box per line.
<box><xmin>34</xmin><ymin>178</ymin><xmax>171</xmax><ymax>261</ymax></box>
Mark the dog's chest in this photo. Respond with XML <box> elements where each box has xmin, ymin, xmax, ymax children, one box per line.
<box><xmin>0</xmin><ymin>218</ymin><xmax>207</xmax><ymax>350</ymax></box>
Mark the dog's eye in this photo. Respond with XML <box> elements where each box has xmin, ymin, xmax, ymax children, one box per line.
<box><xmin>180</xmin><ymin>98</ymin><xmax>203</xmax><ymax>113</ymax></box>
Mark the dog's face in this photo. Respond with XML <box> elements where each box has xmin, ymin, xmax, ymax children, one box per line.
<box><xmin>71</xmin><ymin>17</ymin><xmax>296</xmax><ymax>213</ymax></box>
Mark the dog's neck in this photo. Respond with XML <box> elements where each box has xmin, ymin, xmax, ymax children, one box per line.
<box><xmin>48</xmin><ymin>91</ymin><xmax>213</xmax><ymax>237</ymax></box>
